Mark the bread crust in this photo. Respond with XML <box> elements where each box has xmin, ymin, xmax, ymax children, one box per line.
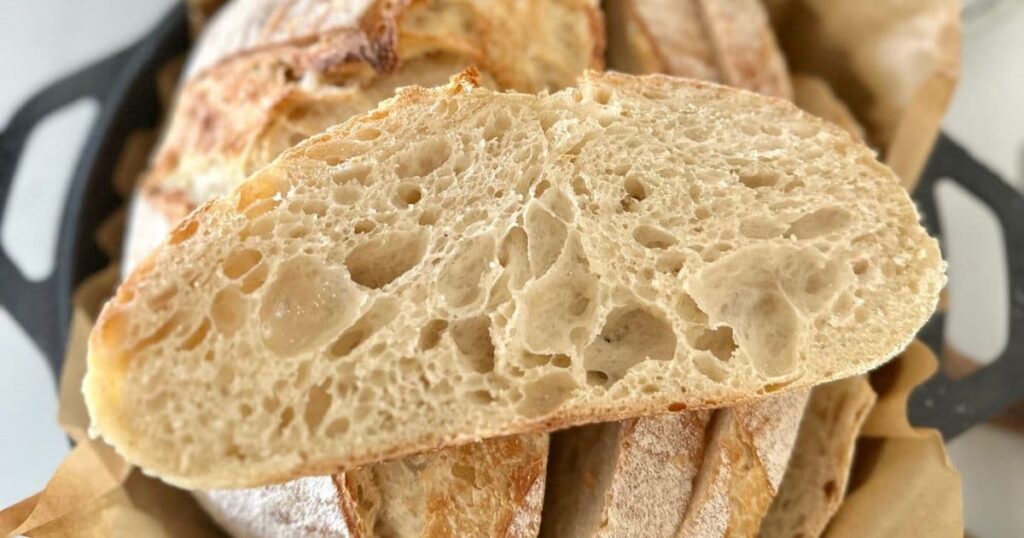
<box><xmin>606</xmin><ymin>0</ymin><xmax>791</xmax><ymax>99</ymax></box>
<box><xmin>679</xmin><ymin>389</ymin><xmax>809</xmax><ymax>537</ymax></box>
<box><xmin>759</xmin><ymin>377</ymin><xmax>877</xmax><ymax>538</ymax></box>
<box><xmin>337</xmin><ymin>434</ymin><xmax>548</xmax><ymax>537</ymax></box>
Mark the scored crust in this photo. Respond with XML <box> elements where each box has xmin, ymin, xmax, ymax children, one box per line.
<box><xmin>338</xmin><ymin>433</ymin><xmax>548</xmax><ymax>537</ymax></box>
<box><xmin>540</xmin><ymin>411</ymin><xmax>713</xmax><ymax>537</ymax></box>
<box><xmin>85</xmin><ymin>71</ymin><xmax>943</xmax><ymax>489</ymax></box>
<box><xmin>759</xmin><ymin>376</ymin><xmax>877</xmax><ymax>538</ymax></box>
<box><xmin>142</xmin><ymin>0</ymin><xmax>604</xmax><ymax>225</ymax></box>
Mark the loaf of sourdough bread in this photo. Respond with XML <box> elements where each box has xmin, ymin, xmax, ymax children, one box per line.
<box><xmin>87</xmin><ymin>70</ymin><xmax>943</xmax><ymax>489</ymax></box>
<box><xmin>605</xmin><ymin>0</ymin><xmax>791</xmax><ymax>99</ymax></box>
<box><xmin>195</xmin><ymin>433</ymin><xmax>547</xmax><ymax>537</ymax></box>
<box><xmin>141</xmin><ymin>0</ymin><xmax>603</xmax><ymax>225</ymax></box>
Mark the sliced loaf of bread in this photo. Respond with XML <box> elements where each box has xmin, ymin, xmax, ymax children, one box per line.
<box><xmin>605</xmin><ymin>0</ymin><xmax>791</xmax><ymax>99</ymax></box>
<box><xmin>85</xmin><ymin>70</ymin><xmax>943</xmax><ymax>488</ymax></box>
<box><xmin>195</xmin><ymin>433</ymin><xmax>547</xmax><ymax>537</ymax></box>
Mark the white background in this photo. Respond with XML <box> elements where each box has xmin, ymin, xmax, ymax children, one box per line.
<box><xmin>1</xmin><ymin>1</ymin><xmax>1023</xmax><ymax>536</ymax></box>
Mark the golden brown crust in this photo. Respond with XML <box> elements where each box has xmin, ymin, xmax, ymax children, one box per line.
<box><xmin>679</xmin><ymin>389</ymin><xmax>809</xmax><ymax>537</ymax></box>
<box><xmin>336</xmin><ymin>434</ymin><xmax>547</xmax><ymax>537</ymax></box>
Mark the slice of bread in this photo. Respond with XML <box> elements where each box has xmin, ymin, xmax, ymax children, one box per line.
<box><xmin>758</xmin><ymin>376</ymin><xmax>876</xmax><ymax>538</ymax></box>
<box><xmin>143</xmin><ymin>0</ymin><xmax>603</xmax><ymax>224</ymax></box>
<box><xmin>85</xmin><ymin>70</ymin><xmax>944</xmax><ymax>488</ymax></box>
<box><xmin>539</xmin><ymin>411</ymin><xmax>713</xmax><ymax>537</ymax></box>
<box><xmin>679</xmin><ymin>389</ymin><xmax>808</xmax><ymax>537</ymax></box>
<box><xmin>195</xmin><ymin>433</ymin><xmax>547</xmax><ymax>537</ymax></box>
<box><xmin>605</xmin><ymin>0</ymin><xmax>791</xmax><ymax>99</ymax></box>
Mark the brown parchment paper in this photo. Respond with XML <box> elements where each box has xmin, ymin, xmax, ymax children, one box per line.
<box><xmin>824</xmin><ymin>341</ymin><xmax>963</xmax><ymax>537</ymax></box>
<box><xmin>1</xmin><ymin>2</ymin><xmax>963</xmax><ymax>535</ymax></box>
<box><xmin>766</xmin><ymin>0</ymin><xmax>961</xmax><ymax>190</ymax></box>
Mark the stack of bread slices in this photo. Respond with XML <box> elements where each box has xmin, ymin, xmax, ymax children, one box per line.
<box><xmin>88</xmin><ymin>1</ymin><xmax>943</xmax><ymax>536</ymax></box>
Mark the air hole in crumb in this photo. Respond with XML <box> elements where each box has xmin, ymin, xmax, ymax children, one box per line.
<box><xmin>398</xmin><ymin>137</ymin><xmax>451</xmax><ymax>178</ymax></box>
<box><xmin>438</xmin><ymin>234</ymin><xmax>496</xmax><ymax>307</ymax></box>
<box><xmin>571</xmin><ymin>176</ymin><xmax>590</xmax><ymax>196</ymax></box>
<box><xmin>467</xmin><ymin>390</ymin><xmax>494</xmax><ymax>405</ymax></box>
<box><xmin>353</xmin><ymin>128</ymin><xmax>381</xmax><ymax>141</ymax></box>
<box><xmin>354</xmin><ymin>219</ymin><xmax>375</xmax><ymax>234</ymax></box>
<box><xmin>223</xmin><ymin>249</ymin><xmax>262</xmax><ymax>279</ymax></box>
<box><xmin>345</xmin><ymin>229</ymin><xmax>428</xmax><ymax>289</ymax></box>
<box><xmin>551</xmin><ymin>354</ymin><xmax>572</xmax><ymax>368</ymax></box>
<box><xmin>326</xmin><ymin>418</ymin><xmax>350</xmax><ymax>436</ymax></box>
<box><xmin>333</xmin><ymin>185</ymin><xmax>362</xmax><ymax>205</ymax></box>
<box><xmin>852</xmin><ymin>259</ymin><xmax>869</xmax><ymax>275</ymax></box>
<box><xmin>211</xmin><ymin>287</ymin><xmax>247</xmax><ymax>335</ymax></box>
<box><xmin>739</xmin><ymin>171</ymin><xmax>779</xmax><ymax>189</ymax></box>
<box><xmin>624</xmin><ymin>175</ymin><xmax>647</xmax><ymax>201</ymax></box>
<box><xmin>656</xmin><ymin>252</ymin><xmax>687</xmax><ymax>274</ymax></box>
<box><xmin>418</xmin><ymin>319</ymin><xmax>449</xmax><ymax>351</ymax></box>
<box><xmin>303</xmin><ymin>378</ymin><xmax>333</xmax><ymax>432</ymax></box>
<box><xmin>592</xmin><ymin>86</ymin><xmax>612</xmax><ymax>105</ymax></box>
<box><xmin>260</xmin><ymin>257</ymin><xmax>360</xmax><ymax>356</ymax></box>
<box><xmin>633</xmin><ymin>225</ymin><xmax>677</xmax><ymax>249</ymax></box>
<box><xmin>524</xmin><ymin>205</ymin><xmax>567</xmax><ymax>278</ymax></box>
<box><xmin>395</xmin><ymin>183</ymin><xmax>423</xmax><ymax>207</ymax></box>
<box><xmin>450</xmin><ymin>316</ymin><xmax>495</xmax><ymax>373</ymax></box>
<box><xmin>684</xmin><ymin>127</ymin><xmax>709</xmax><ymax>142</ymax></box>
<box><xmin>278</xmin><ymin>407</ymin><xmax>295</xmax><ymax>432</ymax></box>
<box><xmin>693</xmin><ymin>326</ymin><xmax>737</xmax><ymax>361</ymax></box>
<box><xmin>621</xmin><ymin>196</ymin><xmax>641</xmax><ymax>213</ymax></box>
<box><xmin>584</xmin><ymin>307</ymin><xmax>676</xmax><ymax>384</ymax></box>
<box><xmin>786</xmin><ymin>207</ymin><xmax>854</xmax><ymax>240</ymax></box>
<box><xmin>180</xmin><ymin>318</ymin><xmax>211</xmax><ymax>351</ymax></box>
<box><xmin>330</xmin><ymin>299</ymin><xmax>399</xmax><ymax>358</ymax></box>
<box><xmin>240</xmin><ymin>263</ymin><xmax>269</xmax><ymax>294</ymax></box>
<box><xmin>301</xmin><ymin>199</ymin><xmax>327</xmax><ymax>217</ymax></box>
<box><xmin>586</xmin><ymin>370</ymin><xmax>610</xmax><ymax>387</ymax></box>
<box><xmin>169</xmin><ymin>219</ymin><xmax>199</xmax><ymax>245</ymax></box>
<box><xmin>783</xmin><ymin>179</ymin><xmax>805</xmax><ymax>192</ymax></box>
<box><xmin>695</xmin><ymin>206</ymin><xmax>711</xmax><ymax>220</ymax></box>
<box><xmin>534</xmin><ymin>180</ymin><xmax>552</xmax><ymax>198</ymax></box>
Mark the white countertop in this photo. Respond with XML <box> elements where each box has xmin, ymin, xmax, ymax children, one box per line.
<box><xmin>1</xmin><ymin>1</ymin><xmax>1022</xmax><ymax>535</ymax></box>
